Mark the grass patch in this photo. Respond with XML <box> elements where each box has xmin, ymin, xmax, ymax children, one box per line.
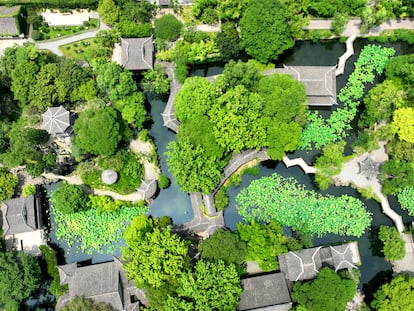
<box><xmin>59</xmin><ymin>37</ymin><xmax>112</xmax><ymax>61</ymax></box>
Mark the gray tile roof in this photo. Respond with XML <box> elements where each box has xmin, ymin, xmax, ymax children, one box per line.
<box><xmin>121</xmin><ymin>37</ymin><xmax>154</xmax><ymax>71</ymax></box>
<box><xmin>57</xmin><ymin>259</ymin><xmax>140</xmax><ymax>311</ymax></box>
<box><xmin>1</xmin><ymin>195</ymin><xmax>42</xmax><ymax>235</ymax></box>
<box><xmin>267</xmin><ymin>66</ymin><xmax>337</xmax><ymax>106</ymax></box>
<box><xmin>278</xmin><ymin>242</ymin><xmax>360</xmax><ymax>282</ymax></box>
<box><xmin>137</xmin><ymin>179</ymin><xmax>157</xmax><ymax>200</ymax></box>
<box><xmin>42</xmin><ymin>106</ymin><xmax>71</xmax><ymax>135</ymax></box>
<box><xmin>0</xmin><ymin>6</ymin><xmax>20</xmax><ymax>36</ymax></box>
<box><xmin>238</xmin><ymin>273</ymin><xmax>292</xmax><ymax>311</ymax></box>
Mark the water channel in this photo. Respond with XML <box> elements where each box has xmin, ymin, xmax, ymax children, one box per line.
<box><xmin>51</xmin><ymin>39</ymin><xmax>414</xmax><ymax>289</ymax></box>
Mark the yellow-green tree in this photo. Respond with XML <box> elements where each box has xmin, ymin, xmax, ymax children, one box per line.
<box><xmin>391</xmin><ymin>107</ymin><xmax>414</xmax><ymax>143</ymax></box>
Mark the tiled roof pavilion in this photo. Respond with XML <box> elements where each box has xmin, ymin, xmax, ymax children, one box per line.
<box><xmin>120</xmin><ymin>37</ymin><xmax>154</xmax><ymax>71</ymax></box>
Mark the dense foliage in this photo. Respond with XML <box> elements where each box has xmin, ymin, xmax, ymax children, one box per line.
<box><xmin>240</xmin><ymin>0</ymin><xmax>294</xmax><ymax>64</ymax></box>
<box><xmin>378</xmin><ymin>226</ymin><xmax>406</xmax><ymax>261</ymax></box>
<box><xmin>292</xmin><ymin>267</ymin><xmax>357</xmax><ymax>311</ymax></box>
<box><xmin>236</xmin><ymin>174</ymin><xmax>371</xmax><ymax>237</ymax></box>
<box><xmin>39</xmin><ymin>245</ymin><xmax>68</xmax><ymax>298</ymax></box>
<box><xmin>0</xmin><ymin>168</ymin><xmax>17</xmax><ymax>201</ymax></box>
<box><xmin>51</xmin><ymin>183</ymin><xmax>89</xmax><ymax>214</ymax></box>
<box><xmin>154</xmin><ymin>14</ymin><xmax>183</xmax><ymax>41</ymax></box>
<box><xmin>164</xmin><ymin>260</ymin><xmax>242</xmax><ymax>311</ymax></box>
<box><xmin>61</xmin><ymin>296</ymin><xmax>114</xmax><ymax>311</ymax></box>
<box><xmin>301</xmin><ymin>45</ymin><xmax>395</xmax><ymax>149</ymax></box>
<box><xmin>237</xmin><ymin>221</ymin><xmax>303</xmax><ymax>271</ymax></box>
<box><xmin>199</xmin><ymin>229</ymin><xmax>247</xmax><ymax>267</ymax></box>
<box><xmin>380</xmin><ymin>159</ymin><xmax>414</xmax><ymax>195</ymax></box>
<box><xmin>371</xmin><ymin>274</ymin><xmax>414</xmax><ymax>310</ymax></box>
<box><xmin>73</xmin><ymin>106</ymin><xmax>122</xmax><ymax>156</ymax></box>
<box><xmin>0</xmin><ymin>251</ymin><xmax>41</xmax><ymax>310</ymax></box>
<box><xmin>122</xmin><ymin>216</ymin><xmax>190</xmax><ymax>289</ymax></box>
<box><xmin>315</xmin><ymin>141</ymin><xmax>346</xmax><ymax>190</ymax></box>
<box><xmin>141</xmin><ymin>64</ymin><xmax>170</xmax><ymax>96</ymax></box>
<box><xmin>52</xmin><ymin>198</ymin><xmax>148</xmax><ymax>254</ymax></box>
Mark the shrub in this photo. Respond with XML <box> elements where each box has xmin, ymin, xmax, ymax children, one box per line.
<box><xmin>154</xmin><ymin>14</ymin><xmax>182</xmax><ymax>41</ymax></box>
<box><xmin>50</xmin><ymin>183</ymin><xmax>89</xmax><ymax>214</ymax></box>
<box><xmin>22</xmin><ymin>184</ymin><xmax>36</xmax><ymax>197</ymax></box>
<box><xmin>158</xmin><ymin>173</ymin><xmax>170</xmax><ymax>189</ymax></box>
<box><xmin>378</xmin><ymin>226</ymin><xmax>406</xmax><ymax>261</ymax></box>
<box><xmin>175</xmin><ymin>58</ymin><xmax>188</xmax><ymax>83</ymax></box>
<box><xmin>31</xmin><ymin>29</ymin><xmax>41</xmax><ymax>40</ymax></box>
<box><xmin>214</xmin><ymin>187</ymin><xmax>229</xmax><ymax>211</ymax></box>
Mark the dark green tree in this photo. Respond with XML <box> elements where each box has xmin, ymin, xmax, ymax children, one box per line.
<box><xmin>166</xmin><ymin>138</ymin><xmax>224</xmax><ymax>194</ymax></box>
<box><xmin>121</xmin><ymin>0</ymin><xmax>157</xmax><ymax>23</ymax></box>
<box><xmin>165</xmin><ymin>260</ymin><xmax>242</xmax><ymax>311</ymax></box>
<box><xmin>215</xmin><ymin>22</ymin><xmax>239</xmax><ymax>61</ymax></box>
<box><xmin>378</xmin><ymin>225</ymin><xmax>406</xmax><ymax>261</ymax></box>
<box><xmin>0</xmin><ymin>168</ymin><xmax>17</xmax><ymax>201</ymax></box>
<box><xmin>199</xmin><ymin>229</ymin><xmax>247</xmax><ymax>266</ymax></box>
<box><xmin>240</xmin><ymin>0</ymin><xmax>294</xmax><ymax>63</ymax></box>
<box><xmin>0</xmin><ymin>251</ymin><xmax>41</xmax><ymax>310</ymax></box>
<box><xmin>371</xmin><ymin>274</ymin><xmax>414</xmax><ymax>310</ymax></box>
<box><xmin>387</xmin><ymin>138</ymin><xmax>414</xmax><ymax>162</ymax></box>
<box><xmin>292</xmin><ymin>267</ymin><xmax>357</xmax><ymax>311</ymax></box>
<box><xmin>113</xmin><ymin>92</ymin><xmax>148</xmax><ymax>130</ymax></box>
<box><xmin>51</xmin><ymin>183</ymin><xmax>89</xmax><ymax>214</ymax></box>
<box><xmin>380</xmin><ymin>159</ymin><xmax>414</xmax><ymax>195</ymax></box>
<box><xmin>218</xmin><ymin>60</ymin><xmax>261</xmax><ymax>92</ymax></box>
<box><xmin>73</xmin><ymin>106</ymin><xmax>122</xmax><ymax>156</ymax></box>
<box><xmin>154</xmin><ymin>14</ymin><xmax>183</xmax><ymax>41</ymax></box>
<box><xmin>61</xmin><ymin>296</ymin><xmax>114</xmax><ymax>311</ymax></box>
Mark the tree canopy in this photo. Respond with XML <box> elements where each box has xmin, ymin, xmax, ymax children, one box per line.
<box><xmin>122</xmin><ymin>216</ymin><xmax>190</xmax><ymax>289</ymax></box>
<box><xmin>164</xmin><ymin>260</ymin><xmax>242</xmax><ymax>311</ymax></box>
<box><xmin>236</xmin><ymin>174</ymin><xmax>372</xmax><ymax>237</ymax></box>
<box><xmin>61</xmin><ymin>296</ymin><xmax>114</xmax><ymax>311</ymax></box>
<box><xmin>240</xmin><ymin>0</ymin><xmax>294</xmax><ymax>63</ymax></box>
<box><xmin>371</xmin><ymin>274</ymin><xmax>414</xmax><ymax>310</ymax></box>
<box><xmin>380</xmin><ymin>159</ymin><xmax>414</xmax><ymax>195</ymax></box>
<box><xmin>73</xmin><ymin>106</ymin><xmax>122</xmax><ymax>156</ymax></box>
<box><xmin>51</xmin><ymin>183</ymin><xmax>89</xmax><ymax>214</ymax></box>
<box><xmin>0</xmin><ymin>168</ymin><xmax>17</xmax><ymax>201</ymax></box>
<box><xmin>391</xmin><ymin>107</ymin><xmax>414</xmax><ymax>143</ymax></box>
<box><xmin>291</xmin><ymin>267</ymin><xmax>357</xmax><ymax>311</ymax></box>
<box><xmin>0</xmin><ymin>251</ymin><xmax>41</xmax><ymax>310</ymax></box>
<box><xmin>378</xmin><ymin>225</ymin><xmax>406</xmax><ymax>261</ymax></box>
<box><xmin>154</xmin><ymin>14</ymin><xmax>183</xmax><ymax>41</ymax></box>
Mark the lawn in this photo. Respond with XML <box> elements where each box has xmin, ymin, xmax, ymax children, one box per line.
<box><xmin>59</xmin><ymin>37</ymin><xmax>112</xmax><ymax>61</ymax></box>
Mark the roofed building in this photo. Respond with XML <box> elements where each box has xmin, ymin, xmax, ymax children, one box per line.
<box><xmin>42</xmin><ymin>106</ymin><xmax>72</xmax><ymax>136</ymax></box>
<box><xmin>278</xmin><ymin>242</ymin><xmax>361</xmax><ymax>282</ymax></box>
<box><xmin>56</xmin><ymin>257</ymin><xmax>143</xmax><ymax>310</ymax></box>
<box><xmin>238</xmin><ymin>273</ymin><xmax>292</xmax><ymax>311</ymax></box>
<box><xmin>0</xmin><ymin>6</ymin><xmax>22</xmax><ymax>37</ymax></box>
<box><xmin>119</xmin><ymin>37</ymin><xmax>154</xmax><ymax>71</ymax></box>
<box><xmin>264</xmin><ymin>66</ymin><xmax>337</xmax><ymax>107</ymax></box>
<box><xmin>1</xmin><ymin>195</ymin><xmax>45</xmax><ymax>255</ymax></box>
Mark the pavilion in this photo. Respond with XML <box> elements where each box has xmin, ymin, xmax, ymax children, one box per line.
<box><xmin>119</xmin><ymin>37</ymin><xmax>154</xmax><ymax>71</ymax></box>
<box><xmin>358</xmin><ymin>156</ymin><xmax>380</xmax><ymax>181</ymax></box>
<box><xmin>42</xmin><ymin>106</ymin><xmax>72</xmax><ymax>136</ymax></box>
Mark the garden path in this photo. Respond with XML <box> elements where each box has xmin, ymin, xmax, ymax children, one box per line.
<box><xmin>334</xmin><ymin>142</ymin><xmax>404</xmax><ymax>233</ymax></box>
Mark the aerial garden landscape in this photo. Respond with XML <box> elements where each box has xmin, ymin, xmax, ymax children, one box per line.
<box><xmin>2</xmin><ymin>0</ymin><xmax>414</xmax><ymax>310</ymax></box>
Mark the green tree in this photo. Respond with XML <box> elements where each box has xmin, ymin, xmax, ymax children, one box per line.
<box><xmin>0</xmin><ymin>168</ymin><xmax>17</xmax><ymax>201</ymax></box>
<box><xmin>380</xmin><ymin>160</ymin><xmax>414</xmax><ymax>195</ymax></box>
<box><xmin>315</xmin><ymin>141</ymin><xmax>346</xmax><ymax>190</ymax></box>
<box><xmin>115</xmin><ymin>21</ymin><xmax>152</xmax><ymax>38</ymax></box>
<box><xmin>215</xmin><ymin>22</ymin><xmax>239</xmax><ymax>61</ymax></box>
<box><xmin>193</xmin><ymin>0</ymin><xmax>219</xmax><ymax>24</ymax></box>
<box><xmin>166</xmin><ymin>138</ymin><xmax>224</xmax><ymax>194</ymax></box>
<box><xmin>51</xmin><ymin>183</ymin><xmax>89</xmax><ymax>214</ymax></box>
<box><xmin>240</xmin><ymin>0</ymin><xmax>294</xmax><ymax>63</ymax></box>
<box><xmin>174</xmin><ymin>76</ymin><xmax>216</xmax><ymax>122</ymax></box>
<box><xmin>371</xmin><ymin>274</ymin><xmax>414</xmax><ymax>310</ymax></box>
<box><xmin>164</xmin><ymin>260</ymin><xmax>242</xmax><ymax>311</ymax></box>
<box><xmin>237</xmin><ymin>221</ymin><xmax>293</xmax><ymax>271</ymax></box>
<box><xmin>386</xmin><ymin>138</ymin><xmax>414</xmax><ymax>162</ymax></box>
<box><xmin>209</xmin><ymin>85</ymin><xmax>266</xmax><ymax>153</ymax></box>
<box><xmin>113</xmin><ymin>92</ymin><xmax>148</xmax><ymax>130</ymax></box>
<box><xmin>61</xmin><ymin>296</ymin><xmax>114</xmax><ymax>311</ymax></box>
<box><xmin>154</xmin><ymin>14</ymin><xmax>183</xmax><ymax>41</ymax></box>
<box><xmin>98</xmin><ymin>0</ymin><xmax>120</xmax><ymax>26</ymax></box>
<box><xmin>219</xmin><ymin>60</ymin><xmax>261</xmax><ymax>92</ymax></box>
<box><xmin>121</xmin><ymin>0</ymin><xmax>157</xmax><ymax>23</ymax></box>
<box><xmin>95</xmin><ymin>62</ymin><xmax>137</xmax><ymax>102</ymax></box>
<box><xmin>391</xmin><ymin>107</ymin><xmax>414</xmax><ymax>143</ymax></box>
<box><xmin>199</xmin><ymin>229</ymin><xmax>247</xmax><ymax>266</ymax></box>
<box><xmin>39</xmin><ymin>245</ymin><xmax>68</xmax><ymax>298</ymax></box>
<box><xmin>22</xmin><ymin>184</ymin><xmax>36</xmax><ymax>197</ymax></box>
<box><xmin>122</xmin><ymin>216</ymin><xmax>190</xmax><ymax>289</ymax></box>
<box><xmin>218</xmin><ymin>0</ymin><xmax>250</xmax><ymax>20</ymax></box>
<box><xmin>236</xmin><ymin>174</ymin><xmax>372</xmax><ymax>237</ymax></box>
<box><xmin>378</xmin><ymin>225</ymin><xmax>406</xmax><ymax>261</ymax></box>
<box><xmin>73</xmin><ymin>106</ymin><xmax>122</xmax><ymax>156</ymax></box>
<box><xmin>291</xmin><ymin>267</ymin><xmax>357</xmax><ymax>311</ymax></box>
<box><xmin>0</xmin><ymin>251</ymin><xmax>41</xmax><ymax>310</ymax></box>
<box><xmin>141</xmin><ymin>64</ymin><xmax>170</xmax><ymax>96</ymax></box>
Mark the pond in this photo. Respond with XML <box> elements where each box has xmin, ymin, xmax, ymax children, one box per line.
<box><xmin>51</xmin><ymin>39</ymin><xmax>414</xmax><ymax>290</ymax></box>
